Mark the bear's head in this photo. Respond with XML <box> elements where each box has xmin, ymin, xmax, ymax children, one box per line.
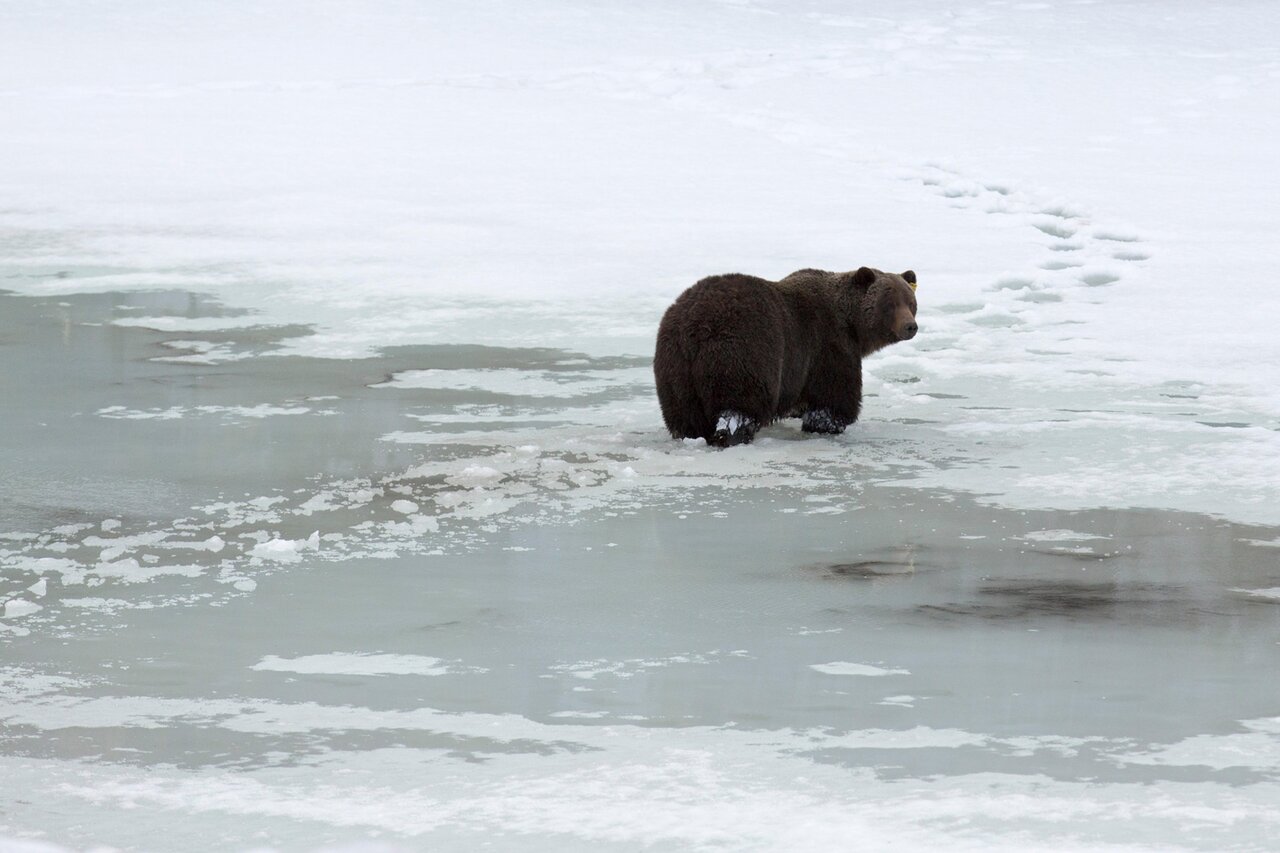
<box><xmin>848</xmin><ymin>266</ymin><xmax>918</xmax><ymax>355</ymax></box>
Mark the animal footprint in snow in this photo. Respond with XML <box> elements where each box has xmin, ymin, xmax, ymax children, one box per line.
<box><xmin>1112</xmin><ymin>250</ymin><xmax>1150</xmax><ymax>261</ymax></box>
<box><xmin>1093</xmin><ymin>228</ymin><xmax>1141</xmax><ymax>243</ymax></box>
<box><xmin>1033</xmin><ymin>219</ymin><xmax>1077</xmax><ymax>239</ymax></box>
<box><xmin>1081</xmin><ymin>271</ymin><xmax>1121</xmax><ymax>287</ymax></box>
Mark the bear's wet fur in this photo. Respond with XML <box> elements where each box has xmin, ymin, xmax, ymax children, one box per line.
<box><xmin>654</xmin><ymin>266</ymin><xmax>918</xmax><ymax>447</ymax></box>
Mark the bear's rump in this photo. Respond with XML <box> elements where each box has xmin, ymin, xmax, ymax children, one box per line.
<box><xmin>654</xmin><ymin>274</ymin><xmax>804</xmax><ymax>437</ymax></box>
<box><xmin>687</xmin><ymin>324</ymin><xmax>787</xmax><ymax>420</ymax></box>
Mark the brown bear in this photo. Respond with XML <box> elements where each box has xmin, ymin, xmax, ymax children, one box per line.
<box><xmin>654</xmin><ymin>266</ymin><xmax>918</xmax><ymax>447</ymax></box>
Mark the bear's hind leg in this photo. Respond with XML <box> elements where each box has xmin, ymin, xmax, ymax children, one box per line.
<box><xmin>710</xmin><ymin>410</ymin><xmax>759</xmax><ymax>447</ymax></box>
<box><xmin>801</xmin><ymin>408</ymin><xmax>849</xmax><ymax>435</ymax></box>
<box><xmin>656</xmin><ymin>375</ymin><xmax>710</xmax><ymax>441</ymax></box>
<box><xmin>692</xmin><ymin>339</ymin><xmax>780</xmax><ymax>448</ymax></box>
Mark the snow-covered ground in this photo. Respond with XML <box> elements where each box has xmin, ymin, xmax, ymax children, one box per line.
<box><xmin>3</xmin><ymin>2</ymin><xmax>1280</xmax><ymax>850</ymax></box>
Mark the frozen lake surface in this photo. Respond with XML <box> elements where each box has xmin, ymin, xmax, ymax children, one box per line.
<box><xmin>3</xmin><ymin>1</ymin><xmax>1280</xmax><ymax>850</ymax></box>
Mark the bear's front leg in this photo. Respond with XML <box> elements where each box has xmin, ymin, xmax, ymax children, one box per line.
<box><xmin>801</xmin><ymin>408</ymin><xmax>849</xmax><ymax>435</ymax></box>
<box><xmin>799</xmin><ymin>353</ymin><xmax>861</xmax><ymax>435</ymax></box>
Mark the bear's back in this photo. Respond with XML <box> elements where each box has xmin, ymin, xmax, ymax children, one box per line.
<box><xmin>657</xmin><ymin>273</ymin><xmax>792</xmax><ymax>355</ymax></box>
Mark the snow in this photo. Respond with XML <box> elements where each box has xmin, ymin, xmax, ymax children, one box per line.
<box><xmin>1232</xmin><ymin>587</ymin><xmax>1280</xmax><ymax>601</ymax></box>
<box><xmin>4</xmin><ymin>1</ymin><xmax>1280</xmax><ymax>850</ymax></box>
<box><xmin>375</xmin><ymin>367</ymin><xmax>653</xmax><ymax>397</ymax></box>
<box><xmin>2</xmin><ymin>0</ymin><xmax>1276</xmax><ymax>524</ymax></box>
<box><xmin>249</xmin><ymin>532</ymin><xmax>321</xmax><ymax>564</ymax></box>
<box><xmin>3</xmin><ymin>680</ymin><xmax>1278</xmax><ymax>850</ymax></box>
<box><xmin>810</xmin><ymin>662</ymin><xmax>912</xmax><ymax>677</ymax></box>
<box><xmin>1019</xmin><ymin>530</ymin><xmax>1109</xmax><ymax>543</ymax></box>
<box><xmin>1</xmin><ymin>600</ymin><xmax>42</xmax><ymax>619</ymax></box>
<box><xmin>97</xmin><ymin>404</ymin><xmax>314</xmax><ymax>420</ymax></box>
<box><xmin>250</xmin><ymin>654</ymin><xmax>463</xmax><ymax>677</ymax></box>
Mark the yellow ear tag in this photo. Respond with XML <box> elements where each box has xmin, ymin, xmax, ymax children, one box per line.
<box><xmin>909</xmin><ymin>282</ymin><xmax>918</xmax><ymax>292</ymax></box>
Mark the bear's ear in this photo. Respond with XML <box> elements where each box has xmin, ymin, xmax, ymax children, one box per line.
<box><xmin>853</xmin><ymin>267</ymin><xmax>877</xmax><ymax>288</ymax></box>
<box><xmin>902</xmin><ymin>270</ymin><xmax>917</xmax><ymax>285</ymax></box>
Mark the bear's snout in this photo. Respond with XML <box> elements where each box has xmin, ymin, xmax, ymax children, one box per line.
<box><xmin>893</xmin><ymin>303</ymin><xmax>919</xmax><ymax>341</ymax></box>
